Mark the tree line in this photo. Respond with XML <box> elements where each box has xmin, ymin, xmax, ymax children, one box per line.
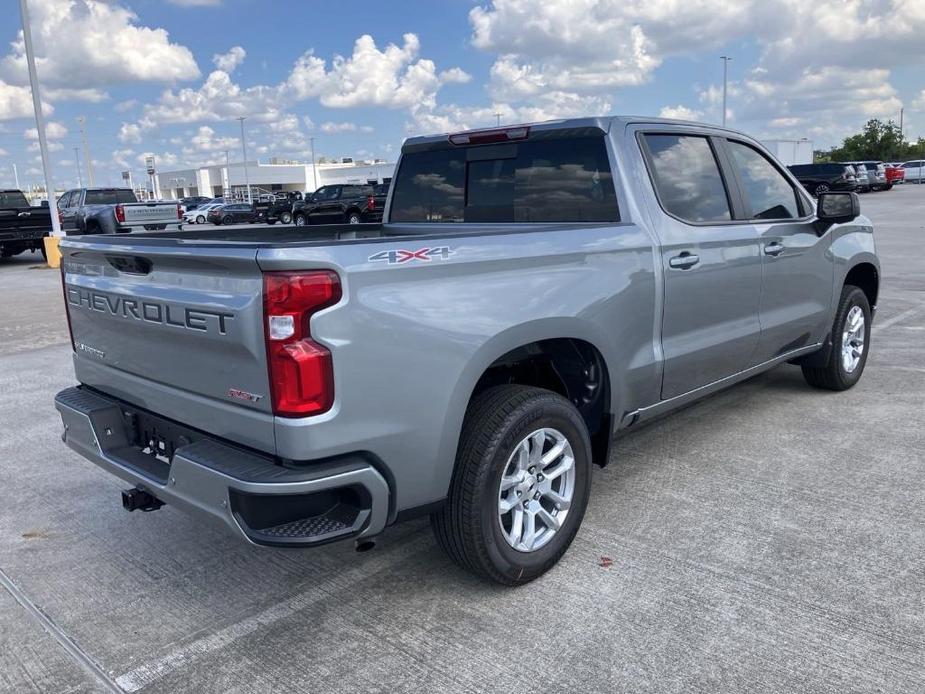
<box><xmin>815</xmin><ymin>119</ymin><xmax>925</xmax><ymax>163</ymax></box>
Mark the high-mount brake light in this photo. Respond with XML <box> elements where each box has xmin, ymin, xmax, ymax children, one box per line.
<box><xmin>448</xmin><ymin>126</ymin><xmax>530</xmax><ymax>146</ymax></box>
<box><xmin>262</xmin><ymin>271</ymin><xmax>341</xmax><ymax>417</ymax></box>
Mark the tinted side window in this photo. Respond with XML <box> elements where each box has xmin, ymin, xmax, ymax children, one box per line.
<box><xmin>389</xmin><ymin>136</ymin><xmax>618</xmax><ymax>223</ymax></box>
<box><xmin>643</xmin><ymin>134</ymin><xmax>731</xmax><ymax>223</ymax></box>
<box><xmin>727</xmin><ymin>141</ymin><xmax>800</xmax><ymax>220</ymax></box>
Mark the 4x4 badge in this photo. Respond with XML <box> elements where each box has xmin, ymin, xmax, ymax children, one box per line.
<box><xmin>368</xmin><ymin>246</ymin><xmax>455</xmax><ymax>265</ymax></box>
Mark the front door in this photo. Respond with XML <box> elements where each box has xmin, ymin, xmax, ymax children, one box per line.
<box><xmin>639</xmin><ymin>131</ymin><xmax>763</xmax><ymax>400</ymax></box>
<box><xmin>721</xmin><ymin>139</ymin><xmax>834</xmax><ymax>361</ymax></box>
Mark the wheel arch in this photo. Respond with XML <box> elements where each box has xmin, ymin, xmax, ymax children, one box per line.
<box><xmin>844</xmin><ymin>261</ymin><xmax>879</xmax><ymax>311</ymax></box>
<box><xmin>438</xmin><ymin>319</ymin><xmax>620</xmax><ymax>489</ymax></box>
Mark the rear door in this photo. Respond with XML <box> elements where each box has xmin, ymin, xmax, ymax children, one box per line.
<box><xmin>314</xmin><ymin>186</ymin><xmax>343</xmax><ymax>223</ymax></box>
<box><xmin>637</xmin><ymin>129</ymin><xmax>763</xmax><ymax>399</ymax></box>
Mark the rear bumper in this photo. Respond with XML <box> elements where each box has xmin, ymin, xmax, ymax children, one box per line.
<box><xmin>54</xmin><ymin>386</ymin><xmax>390</xmax><ymax>547</ymax></box>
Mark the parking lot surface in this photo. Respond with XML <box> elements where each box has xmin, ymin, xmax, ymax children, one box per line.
<box><xmin>2</xmin><ymin>187</ymin><xmax>924</xmax><ymax>693</ymax></box>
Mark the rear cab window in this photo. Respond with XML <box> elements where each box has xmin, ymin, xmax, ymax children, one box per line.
<box><xmin>85</xmin><ymin>189</ymin><xmax>138</xmax><ymax>205</ymax></box>
<box><xmin>389</xmin><ymin>135</ymin><xmax>619</xmax><ymax>223</ymax></box>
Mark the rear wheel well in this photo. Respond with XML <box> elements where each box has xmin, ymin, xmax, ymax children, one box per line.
<box><xmin>845</xmin><ymin>262</ymin><xmax>878</xmax><ymax>310</ymax></box>
<box><xmin>471</xmin><ymin>338</ymin><xmax>613</xmax><ymax>466</ymax></box>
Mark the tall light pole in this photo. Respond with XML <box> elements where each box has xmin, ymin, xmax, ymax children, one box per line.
<box><xmin>237</xmin><ymin>116</ymin><xmax>251</xmax><ymax>204</ymax></box>
<box><xmin>11</xmin><ymin>164</ymin><xmax>20</xmax><ymax>190</ymax></box>
<box><xmin>495</xmin><ymin>112</ymin><xmax>502</xmax><ymax>127</ymax></box>
<box><xmin>720</xmin><ymin>56</ymin><xmax>732</xmax><ymax>127</ymax></box>
<box><xmin>77</xmin><ymin>116</ymin><xmax>94</xmax><ymax>186</ymax></box>
<box><xmin>19</xmin><ymin>0</ymin><xmax>60</xmax><ymax>232</ymax></box>
<box><xmin>73</xmin><ymin>146</ymin><xmax>83</xmax><ymax>187</ymax></box>
<box><xmin>309</xmin><ymin>136</ymin><xmax>317</xmax><ymax>192</ymax></box>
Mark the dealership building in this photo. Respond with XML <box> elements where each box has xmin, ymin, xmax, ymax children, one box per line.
<box><xmin>151</xmin><ymin>158</ymin><xmax>395</xmax><ymax>200</ymax></box>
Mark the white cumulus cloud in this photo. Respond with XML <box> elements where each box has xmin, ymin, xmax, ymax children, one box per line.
<box><xmin>213</xmin><ymin>46</ymin><xmax>246</xmax><ymax>72</ymax></box>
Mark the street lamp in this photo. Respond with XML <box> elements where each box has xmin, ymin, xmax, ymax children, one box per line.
<box><xmin>237</xmin><ymin>116</ymin><xmax>252</xmax><ymax>204</ymax></box>
<box><xmin>18</xmin><ymin>0</ymin><xmax>60</xmax><ymax>233</ymax></box>
<box><xmin>720</xmin><ymin>56</ymin><xmax>732</xmax><ymax>127</ymax></box>
<box><xmin>309</xmin><ymin>136</ymin><xmax>317</xmax><ymax>192</ymax></box>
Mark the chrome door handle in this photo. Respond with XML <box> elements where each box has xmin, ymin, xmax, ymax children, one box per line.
<box><xmin>764</xmin><ymin>242</ymin><xmax>785</xmax><ymax>256</ymax></box>
<box><xmin>669</xmin><ymin>252</ymin><xmax>700</xmax><ymax>269</ymax></box>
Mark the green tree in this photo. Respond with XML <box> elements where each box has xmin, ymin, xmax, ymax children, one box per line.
<box><xmin>822</xmin><ymin>118</ymin><xmax>925</xmax><ymax>162</ymax></box>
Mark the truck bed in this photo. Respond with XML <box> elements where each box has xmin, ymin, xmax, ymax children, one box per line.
<box><xmin>64</xmin><ymin>221</ymin><xmax>612</xmax><ymax>248</ymax></box>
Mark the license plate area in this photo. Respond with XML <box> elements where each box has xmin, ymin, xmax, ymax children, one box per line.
<box><xmin>123</xmin><ymin>407</ymin><xmax>204</xmax><ymax>469</ymax></box>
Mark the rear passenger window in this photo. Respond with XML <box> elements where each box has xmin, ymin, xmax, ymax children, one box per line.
<box><xmin>389</xmin><ymin>136</ymin><xmax>619</xmax><ymax>223</ymax></box>
<box><xmin>727</xmin><ymin>141</ymin><xmax>800</xmax><ymax>220</ymax></box>
<box><xmin>642</xmin><ymin>134</ymin><xmax>731</xmax><ymax>223</ymax></box>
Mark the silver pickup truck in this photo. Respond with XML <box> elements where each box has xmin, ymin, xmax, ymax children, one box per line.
<box><xmin>54</xmin><ymin>117</ymin><xmax>879</xmax><ymax>585</ymax></box>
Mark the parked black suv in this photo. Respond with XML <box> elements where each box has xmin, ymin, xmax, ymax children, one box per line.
<box><xmin>292</xmin><ymin>184</ymin><xmax>387</xmax><ymax>225</ymax></box>
<box><xmin>787</xmin><ymin>163</ymin><xmax>857</xmax><ymax>196</ymax></box>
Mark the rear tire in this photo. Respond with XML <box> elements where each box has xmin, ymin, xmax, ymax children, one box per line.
<box><xmin>431</xmin><ymin>385</ymin><xmax>592</xmax><ymax>585</ymax></box>
<box><xmin>813</xmin><ymin>182</ymin><xmax>830</xmax><ymax>196</ymax></box>
<box><xmin>802</xmin><ymin>285</ymin><xmax>871</xmax><ymax>391</ymax></box>
<box><xmin>196</xmin><ymin>215</ymin><xmax>205</xmax><ymax>224</ymax></box>
<box><xmin>347</xmin><ymin>212</ymin><xmax>362</xmax><ymax>224</ymax></box>
<box><xmin>280</xmin><ymin>211</ymin><xmax>292</xmax><ymax>224</ymax></box>
<box><xmin>294</xmin><ymin>213</ymin><xmax>307</xmax><ymax>226</ymax></box>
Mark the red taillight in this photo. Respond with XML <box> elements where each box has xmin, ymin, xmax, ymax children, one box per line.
<box><xmin>366</xmin><ymin>195</ymin><xmax>375</xmax><ymax>211</ymax></box>
<box><xmin>115</xmin><ymin>204</ymin><xmax>125</xmax><ymax>224</ymax></box>
<box><xmin>448</xmin><ymin>125</ymin><xmax>530</xmax><ymax>146</ymax></box>
<box><xmin>60</xmin><ymin>265</ymin><xmax>75</xmax><ymax>351</ymax></box>
<box><xmin>263</xmin><ymin>271</ymin><xmax>341</xmax><ymax>417</ymax></box>
<box><xmin>177</xmin><ymin>204</ymin><xmax>182</xmax><ymax>219</ymax></box>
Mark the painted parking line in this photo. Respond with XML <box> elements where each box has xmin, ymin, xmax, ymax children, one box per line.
<box><xmin>874</xmin><ymin>305</ymin><xmax>923</xmax><ymax>333</ymax></box>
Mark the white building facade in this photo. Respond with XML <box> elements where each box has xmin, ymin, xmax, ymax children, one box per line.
<box><xmin>153</xmin><ymin>159</ymin><xmax>395</xmax><ymax>200</ymax></box>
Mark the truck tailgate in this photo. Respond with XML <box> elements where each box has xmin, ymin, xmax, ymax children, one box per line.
<box><xmin>0</xmin><ymin>206</ymin><xmax>51</xmax><ymax>237</ymax></box>
<box><xmin>61</xmin><ymin>239</ymin><xmax>276</xmax><ymax>452</ymax></box>
<box><xmin>122</xmin><ymin>202</ymin><xmax>180</xmax><ymax>225</ymax></box>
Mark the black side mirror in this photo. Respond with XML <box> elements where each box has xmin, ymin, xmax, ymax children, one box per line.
<box><xmin>817</xmin><ymin>191</ymin><xmax>860</xmax><ymax>224</ymax></box>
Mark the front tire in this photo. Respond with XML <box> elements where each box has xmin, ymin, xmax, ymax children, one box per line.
<box><xmin>431</xmin><ymin>385</ymin><xmax>592</xmax><ymax>585</ymax></box>
<box><xmin>196</xmin><ymin>215</ymin><xmax>205</xmax><ymax>224</ymax></box>
<box><xmin>813</xmin><ymin>182</ymin><xmax>830</xmax><ymax>196</ymax></box>
<box><xmin>802</xmin><ymin>285</ymin><xmax>871</xmax><ymax>390</ymax></box>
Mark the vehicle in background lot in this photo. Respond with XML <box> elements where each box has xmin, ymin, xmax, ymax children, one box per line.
<box><xmin>0</xmin><ymin>189</ymin><xmax>51</xmax><ymax>259</ymax></box>
<box><xmin>183</xmin><ymin>201</ymin><xmax>223</xmax><ymax>224</ymax></box>
<box><xmin>884</xmin><ymin>163</ymin><xmax>905</xmax><ymax>186</ymax></box>
<box><xmin>291</xmin><ymin>184</ymin><xmax>386</xmax><ymax>225</ymax></box>
<box><xmin>848</xmin><ymin>164</ymin><xmax>872</xmax><ymax>193</ymax></box>
<box><xmin>265</xmin><ymin>191</ymin><xmax>303</xmax><ymax>225</ymax></box>
<box><xmin>848</xmin><ymin>161</ymin><xmax>889</xmax><ymax>191</ymax></box>
<box><xmin>901</xmin><ymin>160</ymin><xmax>924</xmax><ymax>183</ymax></box>
<box><xmin>207</xmin><ymin>202</ymin><xmax>264</xmax><ymax>225</ymax></box>
<box><xmin>179</xmin><ymin>196</ymin><xmax>212</xmax><ymax>212</ymax></box>
<box><xmin>787</xmin><ymin>163</ymin><xmax>857</xmax><ymax>196</ymax></box>
<box><xmin>55</xmin><ymin>117</ymin><xmax>879</xmax><ymax>585</ymax></box>
<box><xmin>58</xmin><ymin>188</ymin><xmax>182</xmax><ymax>235</ymax></box>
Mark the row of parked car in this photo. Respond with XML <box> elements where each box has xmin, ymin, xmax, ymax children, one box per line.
<box><xmin>180</xmin><ymin>183</ymin><xmax>390</xmax><ymax>227</ymax></box>
<box><xmin>788</xmin><ymin>160</ymin><xmax>924</xmax><ymax>196</ymax></box>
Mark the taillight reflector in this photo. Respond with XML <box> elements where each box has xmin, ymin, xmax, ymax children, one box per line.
<box><xmin>263</xmin><ymin>271</ymin><xmax>341</xmax><ymax>417</ymax></box>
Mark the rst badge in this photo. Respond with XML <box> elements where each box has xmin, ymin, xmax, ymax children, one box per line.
<box><xmin>368</xmin><ymin>246</ymin><xmax>455</xmax><ymax>265</ymax></box>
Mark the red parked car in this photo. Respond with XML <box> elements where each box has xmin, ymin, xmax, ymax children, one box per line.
<box><xmin>885</xmin><ymin>164</ymin><xmax>905</xmax><ymax>186</ymax></box>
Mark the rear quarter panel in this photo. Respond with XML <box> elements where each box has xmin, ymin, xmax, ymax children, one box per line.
<box><xmin>257</xmin><ymin>219</ymin><xmax>659</xmax><ymax>514</ymax></box>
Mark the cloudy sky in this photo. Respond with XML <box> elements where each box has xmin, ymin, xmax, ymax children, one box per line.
<box><xmin>0</xmin><ymin>0</ymin><xmax>923</xmax><ymax>189</ymax></box>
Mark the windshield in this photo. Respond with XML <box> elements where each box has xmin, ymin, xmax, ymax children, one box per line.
<box><xmin>390</xmin><ymin>136</ymin><xmax>619</xmax><ymax>223</ymax></box>
<box><xmin>85</xmin><ymin>189</ymin><xmax>138</xmax><ymax>205</ymax></box>
<box><xmin>0</xmin><ymin>191</ymin><xmax>30</xmax><ymax>208</ymax></box>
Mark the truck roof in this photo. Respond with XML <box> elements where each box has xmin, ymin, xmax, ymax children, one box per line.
<box><xmin>402</xmin><ymin>115</ymin><xmax>751</xmax><ymax>152</ymax></box>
